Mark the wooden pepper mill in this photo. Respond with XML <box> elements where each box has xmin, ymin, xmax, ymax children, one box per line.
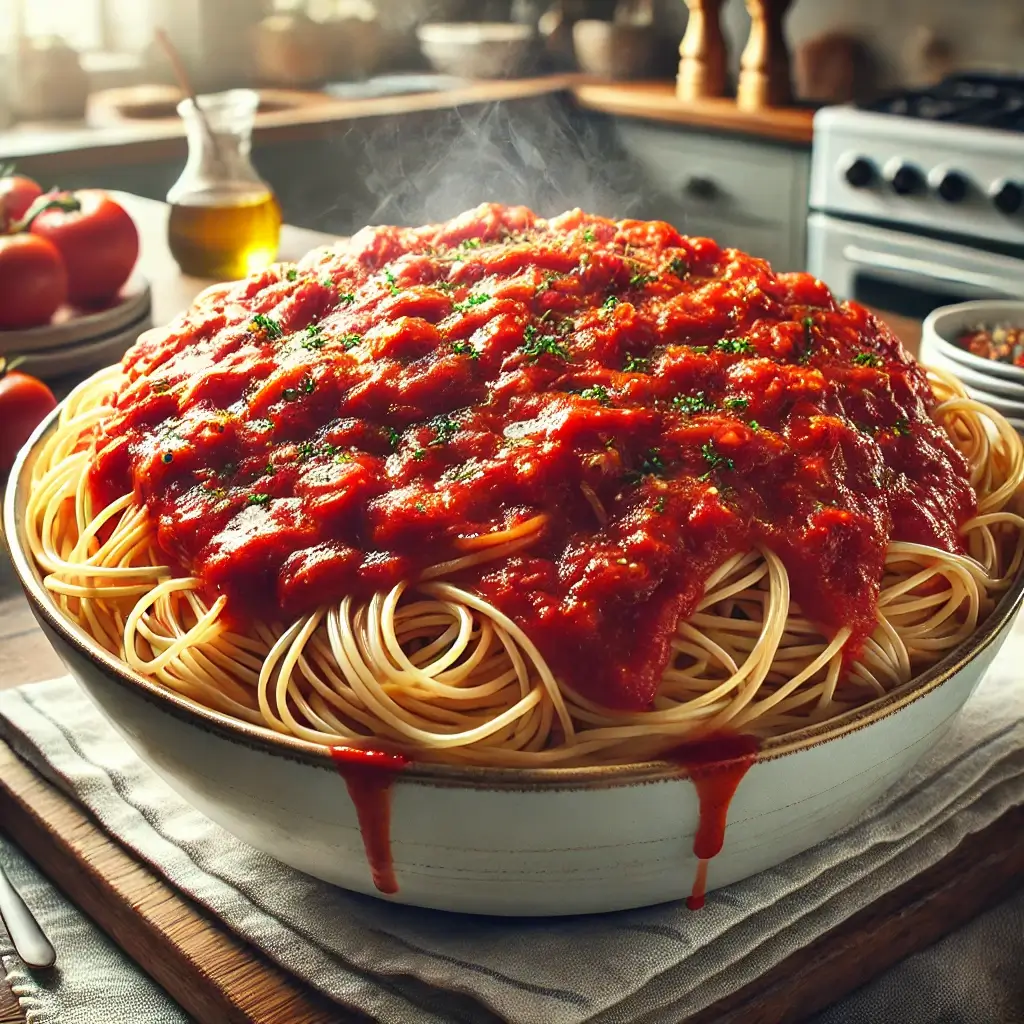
<box><xmin>737</xmin><ymin>0</ymin><xmax>794</xmax><ymax>109</ymax></box>
<box><xmin>677</xmin><ymin>0</ymin><xmax>728</xmax><ymax>100</ymax></box>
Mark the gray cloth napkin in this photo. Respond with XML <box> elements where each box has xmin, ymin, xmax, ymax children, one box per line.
<box><xmin>1</xmin><ymin>614</ymin><xmax>1023</xmax><ymax>1024</ymax></box>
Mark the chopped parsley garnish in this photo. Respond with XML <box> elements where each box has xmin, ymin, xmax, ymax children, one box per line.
<box><xmin>286</xmin><ymin>268</ymin><xmax>298</xmax><ymax>281</ymax></box>
<box><xmin>383</xmin><ymin>270</ymin><xmax>400</xmax><ymax>295</ymax></box>
<box><xmin>654</xmin><ymin>496</ymin><xmax>667</xmax><ymax>514</ymax></box>
<box><xmin>412</xmin><ymin>448</ymin><xmax>426</xmax><ymax>461</ymax></box>
<box><xmin>302</xmin><ymin>376</ymin><xmax>316</xmax><ymax>395</ymax></box>
<box><xmin>160</xmin><ymin>452</ymin><xmax>173</xmax><ymax>464</ymax></box>
<box><xmin>338</xmin><ymin>292</ymin><xmax>356</xmax><ymax>305</ymax></box>
<box><xmin>629</xmin><ymin>269</ymin><xmax>658</xmax><ymax>288</ymax></box>
<box><xmin>536</xmin><ymin>272</ymin><xmax>559</xmax><ymax>294</ymax></box>
<box><xmin>853</xmin><ymin>352</ymin><xmax>883</xmax><ymax>368</ymax></box>
<box><xmin>320</xmin><ymin>276</ymin><xmax>334</xmax><ymax>290</ymax></box>
<box><xmin>384</xmin><ymin>426</ymin><xmax>400</xmax><ymax>449</ymax></box>
<box><xmin>415</xmin><ymin>501</ymin><xmax>427</xmax><ymax>512</ymax></box>
<box><xmin>522</xmin><ymin>324</ymin><xmax>570</xmax><ymax>361</ymax></box>
<box><xmin>623</xmin><ymin>354</ymin><xmax>650</xmax><ymax>373</ymax></box>
<box><xmin>700</xmin><ymin>442</ymin><xmax>734</xmax><ymax>479</ymax></box>
<box><xmin>247</xmin><ymin>493</ymin><xmax>271</xmax><ymax>506</ymax></box>
<box><xmin>263</xmin><ymin>463</ymin><xmax>276</xmax><ymax>476</ymax></box>
<box><xmin>301</xmin><ymin>333</ymin><xmax>326</xmax><ymax>351</ymax></box>
<box><xmin>341</xmin><ymin>333</ymin><xmax>362</xmax><ymax>350</ymax></box>
<box><xmin>453</xmin><ymin>293</ymin><xmax>490</xmax><ymax>313</ymax></box>
<box><xmin>250</xmin><ymin>314</ymin><xmax>283</xmax><ymax>340</ymax></box>
<box><xmin>429</xmin><ymin>415</ymin><xmax>459</xmax><ymax>446</ymax></box>
<box><xmin>669</xmin><ymin>256</ymin><xmax>689</xmax><ymax>277</ymax></box>
<box><xmin>582</xmin><ymin>228</ymin><xmax>596</xmax><ymax>243</ymax></box>
<box><xmin>715</xmin><ymin>337</ymin><xmax>753</xmax><ymax>355</ymax></box>
<box><xmin>446</xmin><ymin>460</ymin><xmax>481</xmax><ymax>483</ymax></box>
<box><xmin>251</xmin><ymin>418</ymin><xmax>274</xmax><ymax>432</ymax></box>
<box><xmin>891</xmin><ymin>417</ymin><xmax>911</xmax><ymax>436</ymax></box>
<box><xmin>602</xmin><ymin>295</ymin><xmax>619</xmax><ymax>312</ymax></box>
<box><xmin>580</xmin><ymin>384</ymin><xmax>610</xmax><ymax>405</ymax></box>
<box><xmin>749</xmin><ymin>420</ymin><xmax>760</xmax><ymax>431</ymax></box>
<box><xmin>451</xmin><ymin>340</ymin><xmax>479</xmax><ymax>359</ymax></box>
<box><xmin>460</xmin><ymin>238</ymin><xmax>482</xmax><ymax>250</ymax></box>
<box><xmin>799</xmin><ymin>316</ymin><xmax>816</xmax><ymax>362</ymax></box>
<box><xmin>626</xmin><ymin>448</ymin><xmax>666</xmax><ymax>483</ymax></box>
<box><xmin>723</xmin><ymin>396</ymin><xmax>749</xmax><ymax>411</ymax></box>
<box><xmin>297</xmin><ymin>442</ymin><xmax>316</xmax><ymax>460</ymax></box>
<box><xmin>674</xmin><ymin>391</ymin><xmax>713</xmax><ymax>415</ymax></box>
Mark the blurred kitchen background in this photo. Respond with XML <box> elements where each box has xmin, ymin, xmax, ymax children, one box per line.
<box><xmin>1</xmin><ymin>0</ymin><xmax>1022</xmax><ymax>316</ymax></box>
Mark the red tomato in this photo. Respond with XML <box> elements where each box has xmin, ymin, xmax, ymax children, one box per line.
<box><xmin>0</xmin><ymin>175</ymin><xmax>43</xmax><ymax>230</ymax></box>
<box><xmin>28</xmin><ymin>190</ymin><xmax>139</xmax><ymax>306</ymax></box>
<box><xmin>0</xmin><ymin>234</ymin><xmax>68</xmax><ymax>330</ymax></box>
<box><xmin>0</xmin><ymin>363</ymin><xmax>57</xmax><ymax>475</ymax></box>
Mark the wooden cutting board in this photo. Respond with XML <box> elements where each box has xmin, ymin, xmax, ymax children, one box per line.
<box><xmin>0</xmin><ymin>737</ymin><xmax>1022</xmax><ymax>1024</ymax></box>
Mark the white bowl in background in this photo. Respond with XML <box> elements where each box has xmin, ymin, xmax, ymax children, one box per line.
<box><xmin>6</xmin><ymin>402</ymin><xmax>1024</xmax><ymax>916</ymax></box>
<box><xmin>416</xmin><ymin>22</ymin><xmax>536</xmax><ymax>79</ymax></box>
<box><xmin>920</xmin><ymin>332</ymin><xmax>1024</xmax><ymax>403</ymax></box>
<box><xmin>922</xmin><ymin>300</ymin><xmax>1024</xmax><ymax>386</ymax></box>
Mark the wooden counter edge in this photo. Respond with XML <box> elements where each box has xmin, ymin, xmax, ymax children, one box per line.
<box><xmin>571</xmin><ymin>81</ymin><xmax>815</xmax><ymax>146</ymax></box>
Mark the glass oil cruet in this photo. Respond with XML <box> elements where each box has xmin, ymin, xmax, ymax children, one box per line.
<box><xmin>167</xmin><ymin>89</ymin><xmax>282</xmax><ymax>280</ymax></box>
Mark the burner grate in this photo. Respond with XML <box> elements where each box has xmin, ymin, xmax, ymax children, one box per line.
<box><xmin>864</xmin><ymin>73</ymin><xmax>1024</xmax><ymax>131</ymax></box>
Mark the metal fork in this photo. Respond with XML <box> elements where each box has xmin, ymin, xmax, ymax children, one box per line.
<box><xmin>0</xmin><ymin>860</ymin><xmax>55</xmax><ymax>970</ymax></box>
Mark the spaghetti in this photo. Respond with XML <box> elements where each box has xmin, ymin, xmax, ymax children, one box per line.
<box><xmin>24</xmin><ymin>205</ymin><xmax>1024</xmax><ymax>767</ymax></box>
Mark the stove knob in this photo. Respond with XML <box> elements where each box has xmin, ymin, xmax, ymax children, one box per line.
<box><xmin>991</xmin><ymin>179</ymin><xmax>1024</xmax><ymax>215</ymax></box>
<box><xmin>842</xmin><ymin>156</ymin><xmax>875</xmax><ymax>188</ymax></box>
<box><xmin>885</xmin><ymin>160</ymin><xmax>924</xmax><ymax>196</ymax></box>
<box><xmin>934</xmin><ymin>170</ymin><xmax>968</xmax><ymax>203</ymax></box>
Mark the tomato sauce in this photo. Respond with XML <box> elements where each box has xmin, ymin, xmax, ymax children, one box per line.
<box><xmin>330</xmin><ymin>746</ymin><xmax>409</xmax><ymax>894</ymax></box>
<box><xmin>90</xmin><ymin>204</ymin><xmax>977</xmax><ymax>711</ymax></box>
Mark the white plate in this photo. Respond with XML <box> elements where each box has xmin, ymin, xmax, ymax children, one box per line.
<box><xmin>0</xmin><ymin>272</ymin><xmax>151</xmax><ymax>355</ymax></box>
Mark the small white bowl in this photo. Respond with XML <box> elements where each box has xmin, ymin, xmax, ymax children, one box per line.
<box><xmin>416</xmin><ymin>22</ymin><xmax>536</xmax><ymax>79</ymax></box>
<box><xmin>922</xmin><ymin>300</ymin><xmax>1024</xmax><ymax>386</ymax></box>
<box><xmin>920</xmin><ymin>332</ymin><xmax>1024</xmax><ymax>403</ymax></box>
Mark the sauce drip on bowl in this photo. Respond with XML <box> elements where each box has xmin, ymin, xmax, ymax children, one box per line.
<box><xmin>669</xmin><ymin>734</ymin><xmax>760</xmax><ymax>910</ymax></box>
<box><xmin>329</xmin><ymin>746</ymin><xmax>410</xmax><ymax>894</ymax></box>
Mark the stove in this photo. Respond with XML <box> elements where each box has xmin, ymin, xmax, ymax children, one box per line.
<box><xmin>807</xmin><ymin>74</ymin><xmax>1024</xmax><ymax>318</ymax></box>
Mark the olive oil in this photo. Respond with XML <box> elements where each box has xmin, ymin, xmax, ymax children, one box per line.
<box><xmin>169</xmin><ymin>190</ymin><xmax>282</xmax><ymax>280</ymax></box>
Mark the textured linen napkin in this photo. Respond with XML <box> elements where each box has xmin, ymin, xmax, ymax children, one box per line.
<box><xmin>1</xmin><ymin>619</ymin><xmax>1023</xmax><ymax>1024</ymax></box>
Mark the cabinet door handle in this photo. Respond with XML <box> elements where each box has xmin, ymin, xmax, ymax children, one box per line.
<box><xmin>682</xmin><ymin>175</ymin><xmax>721</xmax><ymax>201</ymax></box>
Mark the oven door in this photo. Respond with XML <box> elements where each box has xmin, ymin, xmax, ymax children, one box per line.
<box><xmin>807</xmin><ymin>212</ymin><xmax>1024</xmax><ymax>319</ymax></box>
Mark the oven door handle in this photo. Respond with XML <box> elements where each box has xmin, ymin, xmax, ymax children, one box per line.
<box><xmin>841</xmin><ymin>244</ymin><xmax>1024</xmax><ymax>299</ymax></box>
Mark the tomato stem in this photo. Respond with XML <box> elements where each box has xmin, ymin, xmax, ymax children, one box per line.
<box><xmin>12</xmin><ymin>191</ymin><xmax>80</xmax><ymax>233</ymax></box>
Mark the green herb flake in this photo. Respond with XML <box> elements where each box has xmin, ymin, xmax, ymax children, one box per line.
<box><xmin>429</xmin><ymin>415</ymin><xmax>459</xmax><ymax>446</ymax></box>
<box><xmin>415</xmin><ymin>501</ymin><xmax>427</xmax><ymax>512</ymax></box>
<box><xmin>580</xmin><ymin>384</ymin><xmax>610</xmax><ymax>405</ymax></box>
<box><xmin>853</xmin><ymin>352</ymin><xmax>883</xmax><ymax>368</ymax></box>
<box><xmin>626</xmin><ymin>448</ymin><xmax>667</xmax><ymax>483</ymax></box>
<box><xmin>723</xmin><ymin>396</ymin><xmax>749</xmax><ymax>411</ymax></box>
<box><xmin>453</xmin><ymin>293</ymin><xmax>491</xmax><ymax>313</ymax></box>
<box><xmin>690</xmin><ymin>345</ymin><xmax>710</xmax><ymax>355</ymax></box>
<box><xmin>460</xmin><ymin>238</ymin><xmax>482</xmax><ymax>250</ymax></box>
<box><xmin>383</xmin><ymin>269</ymin><xmax>400</xmax><ymax>295</ymax></box>
<box><xmin>623</xmin><ymin>354</ymin><xmax>650</xmax><ymax>373</ymax></box>
<box><xmin>669</xmin><ymin>256</ymin><xmax>689</xmax><ymax>277</ymax></box>
<box><xmin>700</xmin><ymin>442</ymin><xmax>734</xmax><ymax>479</ymax></box>
<box><xmin>286</xmin><ymin>268</ymin><xmax>298</xmax><ymax>281</ymax></box>
<box><xmin>582</xmin><ymin>228</ymin><xmax>596</xmax><ymax>243</ymax></box>
<box><xmin>749</xmin><ymin>420</ymin><xmax>760</xmax><ymax>431</ymax></box>
<box><xmin>297</xmin><ymin>442</ymin><xmax>316</xmax><ymax>460</ymax></box>
<box><xmin>337</xmin><ymin>292</ymin><xmax>356</xmax><ymax>305</ymax></box>
<box><xmin>412</xmin><ymin>448</ymin><xmax>426</xmax><ymax>461</ymax></box>
<box><xmin>674</xmin><ymin>391</ymin><xmax>713</xmax><ymax>414</ymax></box>
<box><xmin>536</xmin><ymin>272</ymin><xmax>559</xmax><ymax>295</ymax></box>
<box><xmin>302</xmin><ymin>376</ymin><xmax>316</xmax><ymax>395</ymax></box>
<box><xmin>602</xmin><ymin>295</ymin><xmax>620</xmax><ymax>312</ymax></box>
<box><xmin>891</xmin><ymin>417</ymin><xmax>911</xmax><ymax>437</ymax></box>
<box><xmin>251</xmin><ymin>418</ymin><xmax>274</xmax><ymax>432</ymax></box>
<box><xmin>302</xmin><ymin>333</ymin><xmax>326</xmax><ymax>351</ymax></box>
<box><xmin>654</xmin><ymin>495</ymin><xmax>667</xmax><ymax>514</ymax></box>
<box><xmin>263</xmin><ymin>463</ymin><xmax>276</xmax><ymax>477</ymax></box>
<box><xmin>250</xmin><ymin>314</ymin><xmax>283</xmax><ymax>340</ymax></box>
<box><xmin>341</xmin><ymin>332</ymin><xmax>362</xmax><ymax>350</ymax></box>
<box><xmin>630</xmin><ymin>270</ymin><xmax>658</xmax><ymax>288</ymax></box>
<box><xmin>384</xmin><ymin>426</ymin><xmax>400</xmax><ymax>450</ymax></box>
<box><xmin>522</xmin><ymin>324</ymin><xmax>570</xmax><ymax>361</ymax></box>
<box><xmin>451</xmin><ymin>340</ymin><xmax>479</xmax><ymax>359</ymax></box>
<box><xmin>715</xmin><ymin>337</ymin><xmax>753</xmax><ymax>355</ymax></box>
<box><xmin>247</xmin><ymin>492</ymin><xmax>271</xmax><ymax>506</ymax></box>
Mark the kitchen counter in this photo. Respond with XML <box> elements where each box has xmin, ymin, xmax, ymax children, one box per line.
<box><xmin>0</xmin><ymin>76</ymin><xmax>818</xmax><ymax>176</ymax></box>
<box><xmin>573</xmin><ymin>81</ymin><xmax>816</xmax><ymax>145</ymax></box>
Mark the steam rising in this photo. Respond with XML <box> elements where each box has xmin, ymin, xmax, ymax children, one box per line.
<box><xmin>351</xmin><ymin>95</ymin><xmax>648</xmax><ymax>227</ymax></box>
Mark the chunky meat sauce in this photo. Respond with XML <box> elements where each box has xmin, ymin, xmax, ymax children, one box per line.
<box><xmin>90</xmin><ymin>205</ymin><xmax>977</xmax><ymax>709</ymax></box>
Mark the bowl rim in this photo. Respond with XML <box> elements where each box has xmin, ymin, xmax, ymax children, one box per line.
<box><xmin>919</xmin><ymin>334</ymin><xmax>1024</xmax><ymax>402</ymax></box>
<box><xmin>7</xmin><ymin>400</ymin><xmax>1024</xmax><ymax>790</ymax></box>
<box><xmin>923</xmin><ymin>300</ymin><xmax>1024</xmax><ymax>384</ymax></box>
<box><xmin>416</xmin><ymin>22</ymin><xmax>535</xmax><ymax>43</ymax></box>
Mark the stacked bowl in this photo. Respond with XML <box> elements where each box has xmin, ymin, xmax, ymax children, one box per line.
<box><xmin>920</xmin><ymin>300</ymin><xmax>1024</xmax><ymax>432</ymax></box>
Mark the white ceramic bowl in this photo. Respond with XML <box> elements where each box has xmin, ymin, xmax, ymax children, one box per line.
<box><xmin>6</xmin><ymin>405</ymin><xmax>1024</xmax><ymax>916</ymax></box>
<box><xmin>416</xmin><ymin>22</ymin><xmax>537</xmax><ymax>80</ymax></box>
<box><xmin>922</xmin><ymin>300</ymin><xmax>1024</xmax><ymax>386</ymax></box>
